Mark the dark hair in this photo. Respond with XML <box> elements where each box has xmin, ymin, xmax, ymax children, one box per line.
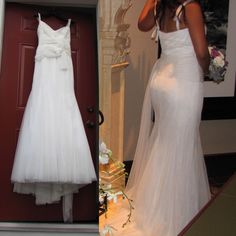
<box><xmin>156</xmin><ymin>0</ymin><xmax>200</xmax><ymax>29</ymax></box>
<box><xmin>156</xmin><ymin>0</ymin><xmax>181</xmax><ymax>29</ymax></box>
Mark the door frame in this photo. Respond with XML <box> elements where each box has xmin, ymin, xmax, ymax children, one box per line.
<box><xmin>0</xmin><ymin>0</ymin><xmax>132</xmax><ymax>232</ymax></box>
<box><xmin>0</xmin><ymin>0</ymin><xmax>98</xmax><ymax>233</ymax></box>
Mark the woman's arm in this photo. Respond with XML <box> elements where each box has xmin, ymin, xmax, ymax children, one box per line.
<box><xmin>138</xmin><ymin>0</ymin><xmax>160</xmax><ymax>31</ymax></box>
<box><xmin>184</xmin><ymin>2</ymin><xmax>210</xmax><ymax>74</ymax></box>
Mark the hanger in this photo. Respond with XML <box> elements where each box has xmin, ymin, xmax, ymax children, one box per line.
<box><xmin>34</xmin><ymin>8</ymin><xmax>75</xmax><ymax>24</ymax></box>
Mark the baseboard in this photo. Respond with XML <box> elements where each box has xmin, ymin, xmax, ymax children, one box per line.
<box><xmin>0</xmin><ymin>222</ymin><xmax>98</xmax><ymax>235</ymax></box>
<box><xmin>204</xmin><ymin>152</ymin><xmax>236</xmax><ymax>186</ymax></box>
<box><xmin>124</xmin><ymin>152</ymin><xmax>236</xmax><ymax>187</ymax></box>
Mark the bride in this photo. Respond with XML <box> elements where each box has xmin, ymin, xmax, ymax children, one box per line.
<box><xmin>104</xmin><ymin>0</ymin><xmax>211</xmax><ymax>235</ymax></box>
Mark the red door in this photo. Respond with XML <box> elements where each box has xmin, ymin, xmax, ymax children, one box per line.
<box><xmin>0</xmin><ymin>3</ymin><xmax>98</xmax><ymax>222</ymax></box>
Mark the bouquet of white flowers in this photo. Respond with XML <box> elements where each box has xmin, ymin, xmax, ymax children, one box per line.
<box><xmin>208</xmin><ymin>46</ymin><xmax>228</xmax><ymax>83</ymax></box>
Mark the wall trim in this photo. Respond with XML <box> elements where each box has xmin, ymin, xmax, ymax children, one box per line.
<box><xmin>0</xmin><ymin>223</ymin><xmax>98</xmax><ymax>233</ymax></box>
<box><xmin>202</xmin><ymin>95</ymin><xmax>236</xmax><ymax>120</ymax></box>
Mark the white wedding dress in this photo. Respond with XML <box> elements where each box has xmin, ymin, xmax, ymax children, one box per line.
<box><xmin>103</xmin><ymin>1</ymin><xmax>210</xmax><ymax>235</ymax></box>
<box><xmin>11</xmin><ymin>14</ymin><xmax>97</xmax><ymax>222</ymax></box>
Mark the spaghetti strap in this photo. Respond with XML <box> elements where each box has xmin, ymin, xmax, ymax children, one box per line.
<box><xmin>175</xmin><ymin>0</ymin><xmax>195</xmax><ymax>18</ymax></box>
<box><xmin>174</xmin><ymin>0</ymin><xmax>195</xmax><ymax>30</ymax></box>
<box><xmin>151</xmin><ymin>0</ymin><xmax>159</xmax><ymax>42</ymax></box>
<box><xmin>182</xmin><ymin>0</ymin><xmax>195</xmax><ymax>7</ymax></box>
<box><xmin>38</xmin><ymin>12</ymin><xmax>41</xmax><ymax>21</ymax></box>
<box><xmin>67</xmin><ymin>19</ymin><xmax>71</xmax><ymax>27</ymax></box>
<box><xmin>153</xmin><ymin>0</ymin><xmax>160</xmax><ymax>30</ymax></box>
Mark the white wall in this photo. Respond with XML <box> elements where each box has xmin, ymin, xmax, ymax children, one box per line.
<box><xmin>124</xmin><ymin>0</ymin><xmax>236</xmax><ymax>161</ymax></box>
<box><xmin>124</xmin><ymin>0</ymin><xmax>157</xmax><ymax>161</ymax></box>
<box><xmin>200</xmin><ymin>119</ymin><xmax>236</xmax><ymax>155</ymax></box>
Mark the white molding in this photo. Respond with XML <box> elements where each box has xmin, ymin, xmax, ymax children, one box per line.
<box><xmin>111</xmin><ymin>62</ymin><xmax>129</xmax><ymax>72</ymax></box>
<box><xmin>0</xmin><ymin>1</ymin><xmax>5</xmax><ymax>69</ymax></box>
<box><xmin>0</xmin><ymin>223</ymin><xmax>98</xmax><ymax>233</ymax></box>
<box><xmin>99</xmin><ymin>0</ymin><xmax>132</xmax><ymax>162</ymax></box>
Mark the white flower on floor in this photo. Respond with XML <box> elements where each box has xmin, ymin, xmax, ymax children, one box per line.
<box><xmin>107</xmin><ymin>191</ymin><xmax>123</xmax><ymax>204</ymax></box>
<box><xmin>100</xmin><ymin>224</ymin><xmax>116</xmax><ymax>236</ymax></box>
<box><xmin>99</xmin><ymin>142</ymin><xmax>112</xmax><ymax>164</ymax></box>
<box><xmin>99</xmin><ymin>193</ymin><xmax>105</xmax><ymax>205</ymax></box>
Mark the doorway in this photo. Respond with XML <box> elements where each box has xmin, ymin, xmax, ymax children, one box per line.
<box><xmin>0</xmin><ymin>3</ymin><xmax>98</xmax><ymax>222</ymax></box>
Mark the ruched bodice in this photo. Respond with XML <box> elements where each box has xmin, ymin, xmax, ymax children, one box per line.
<box><xmin>158</xmin><ymin>28</ymin><xmax>195</xmax><ymax>57</ymax></box>
<box><xmin>156</xmin><ymin>28</ymin><xmax>203</xmax><ymax>82</ymax></box>
<box><xmin>35</xmin><ymin>19</ymin><xmax>71</xmax><ymax>70</ymax></box>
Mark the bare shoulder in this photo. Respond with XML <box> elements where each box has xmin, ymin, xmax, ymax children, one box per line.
<box><xmin>184</xmin><ymin>1</ymin><xmax>204</xmax><ymax>25</ymax></box>
<box><xmin>184</xmin><ymin>1</ymin><xmax>202</xmax><ymax>15</ymax></box>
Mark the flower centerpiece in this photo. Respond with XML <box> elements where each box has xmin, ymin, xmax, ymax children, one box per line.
<box><xmin>99</xmin><ymin>142</ymin><xmax>113</xmax><ymax>165</ymax></box>
<box><xmin>208</xmin><ymin>46</ymin><xmax>228</xmax><ymax>83</ymax></box>
<box><xmin>99</xmin><ymin>142</ymin><xmax>134</xmax><ymax>235</ymax></box>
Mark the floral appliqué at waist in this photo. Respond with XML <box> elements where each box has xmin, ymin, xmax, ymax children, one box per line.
<box><xmin>35</xmin><ymin>43</ymin><xmax>71</xmax><ymax>70</ymax></box>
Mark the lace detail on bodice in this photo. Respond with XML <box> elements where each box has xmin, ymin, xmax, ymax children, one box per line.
<box><xmin>35</xmin><ymin>14</ymin><xmax>71</xmax><ymax>70</ymax></box>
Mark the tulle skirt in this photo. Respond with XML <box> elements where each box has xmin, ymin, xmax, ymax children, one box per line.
<box><xmin>11</xmin><ymin>57</ymin><xmax>97</xmax><ymax>205</ymax></box>
<box><xmin>102</xmin><ymin>55</ymin><xmax>210</xmax><ymax>235</ymax></box>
